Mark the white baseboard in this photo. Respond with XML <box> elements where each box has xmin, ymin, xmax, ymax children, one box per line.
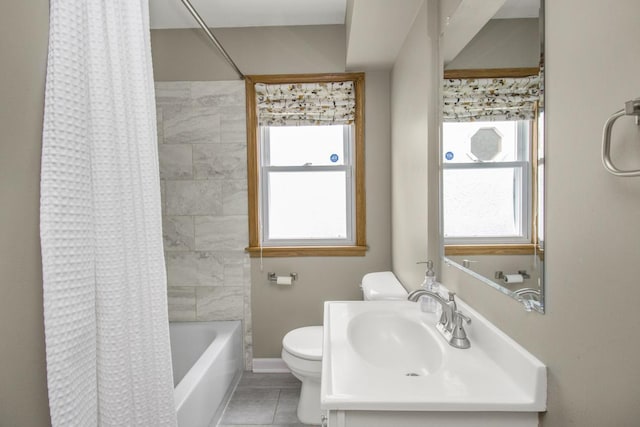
<box><xmin>252</xmin><ymin>358</ymin><xmax>290</xmax><ymax>373</ymax></box>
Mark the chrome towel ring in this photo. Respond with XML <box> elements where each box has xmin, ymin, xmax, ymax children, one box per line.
<box><xmin>602</xmin><ymin>98</ymin><xmax>640</xmax><ymax>177</ymax></box>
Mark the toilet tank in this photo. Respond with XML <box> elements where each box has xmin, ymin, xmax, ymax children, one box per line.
<box><xmin>361</xmin><ymin>271</ymin><xmax>408</xmax><ymax>301</ymax></box>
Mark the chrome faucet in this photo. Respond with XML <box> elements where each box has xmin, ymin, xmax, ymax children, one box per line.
<box><xmin>408</xmin><ymin>288</ymin><xmax>452</xmax><ymax>325</ymax></box>
<box><xmin>407</xmin><ymin>289</ymin><xmax>471</xmax><ymax>349</ymax></box>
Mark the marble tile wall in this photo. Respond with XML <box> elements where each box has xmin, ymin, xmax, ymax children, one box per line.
<box><xmin>155</xmin><ymin>81</ymin><xmax>253</xmax><ymax>369</ymax></box>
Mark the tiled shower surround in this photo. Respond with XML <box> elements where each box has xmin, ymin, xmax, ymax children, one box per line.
<box><xmin>155</xmin><ymin>81</ymin><xmax>253</xmax><ymax>369</ymax></box>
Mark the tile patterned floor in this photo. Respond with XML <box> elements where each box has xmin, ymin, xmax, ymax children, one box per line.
<box><xmin>217</xmin><ymin>372</ymin><xmax>320</xmax><ymax>427</ymax></box>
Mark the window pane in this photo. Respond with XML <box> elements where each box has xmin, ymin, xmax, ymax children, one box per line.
<box><xmin>268</xmin><ymin>125</ymin><xmax>345</xmax><ymax>166</ymax></box>
<box><xmin>267</xmin><ymin>171</ymin><xmax>348</xmax><ymax>240</ymax></box>
<box><xmin>443</xmin><ymin>121</ymin><xmax>521</xmax><ymax>164</ymax></box>
<box><xmin>443</xmin><ymin>168</ymin><xmax>521</xmax><ymax>238</ymax></box>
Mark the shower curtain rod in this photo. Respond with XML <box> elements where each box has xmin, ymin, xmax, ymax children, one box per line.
<box><xmin>179</xmin><ymin>0</ymin><xmax>245</xmax><ymax>80</ymax></box>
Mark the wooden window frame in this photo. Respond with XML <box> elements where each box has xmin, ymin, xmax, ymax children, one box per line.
<box><xmin>244</xmin><ymin>73</ymin><xmax>367</xmax><ymax>257</ymax></box>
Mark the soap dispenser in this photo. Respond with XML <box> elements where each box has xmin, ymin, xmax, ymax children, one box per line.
<box><xmin>418</xmin><ymin>260</ymin><xmax>439</xmax><ymax>313</ymax></box>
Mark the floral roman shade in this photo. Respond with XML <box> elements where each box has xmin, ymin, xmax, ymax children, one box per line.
<box><xmin>443</xmin><ymin>74</ymin><xmax>540</xmax><ymax>122</ymax></box>
<box><xmin>255</xmin><ymin>81</ymin><xmax>356</xmax><ymax>126</ymax></box>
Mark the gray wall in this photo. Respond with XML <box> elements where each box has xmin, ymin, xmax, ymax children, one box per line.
<box><xmin>151</xmin><ymin>26</ymin><xmax>393</xmax><ymax>359</ymax></box>
<box><xmin>151</xmin><ymin>26</ymin><xmax>347</xmax><ymax>80</ymax></box>
<box><xmin>444</xmin><ymin>2</ymin><xmax>640</xmax><ymax>424</ymax></box>
<box><xmin>392</xmin><ymin>1</ymin><xmax>640</xmax><ymax>425</ymax></box>
<box><xmin>391</xmin><ymin>1</ymin><xmax>441</xmax><ymax>287</ymax></box>
<box><xmin>0</xmin><ymin>2</ymin><xmax>51</xmax><ymax>426</ymax></box>
<box><xmin>446</xmin><ymin>18</ymin><xmax>540</xmax><ymax>70</ymax></box>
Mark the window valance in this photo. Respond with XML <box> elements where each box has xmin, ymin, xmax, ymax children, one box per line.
<box><xmin>255</xmin><ymin>81</ymin><xmax>356</xmax><ymax>126</ymax></box>
<box><xmin>443</xmin><ymin>74</ymin><xmax>540</xmax><ymax>122</ymax></box>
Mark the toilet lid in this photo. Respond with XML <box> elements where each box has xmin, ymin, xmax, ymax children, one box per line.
<box><xmin>361</xmin><ymin>271</ymin><xmax>408</xmax><ymax>300</ymax></box>
<box><xmin>282</xmin><ymin>326</ymin><xmax>323</xmax><ymax>361</ymax></box>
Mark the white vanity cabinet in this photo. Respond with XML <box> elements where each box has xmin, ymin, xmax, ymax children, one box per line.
<box><xmin>324</xmin><ymin>409</ymin><xmax>538</xmax><ymax>427</ymax></box>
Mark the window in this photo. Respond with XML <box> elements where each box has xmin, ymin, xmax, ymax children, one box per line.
<box><xmin>442</xmin><ymin>68</ymin><xmax>541</xmax><ymax>255</ymax></box>
<box><xmin>261</xmin><ymin>125</ymin><xmax>353</xmax><ymax>244</ymax></box>
<box><xmin>443</xmin><ymin>120</ymin><xmax>532</xmax><ymax>245</ymax></box>
<box><xmin>245</xmin><ymin>74</ymin><xmax>366</xmax><ymax>257</ymax></box>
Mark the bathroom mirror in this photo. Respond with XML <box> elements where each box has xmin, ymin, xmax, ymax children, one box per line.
<box><xmin>440</xmin><ymin>0</ymin><xmax>545</xmax><ymax>313</ymax></box>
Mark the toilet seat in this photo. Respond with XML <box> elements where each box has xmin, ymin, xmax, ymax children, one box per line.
<box><xmin>282</xmin><ymin>326</ymin><xmax>323</xmax><ymax>361</ymax></box>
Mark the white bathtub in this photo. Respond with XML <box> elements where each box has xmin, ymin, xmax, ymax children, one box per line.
<box><xmin>170</xmin><ymin>321</ymin><xmax>243</xmax><ymax>427</ymax></box>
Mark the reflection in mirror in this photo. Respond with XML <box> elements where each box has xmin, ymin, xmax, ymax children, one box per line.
<box><xmin>441</xmin><ymin>0</ymin><xmax>545</xmax><ymax>313</ymax></box>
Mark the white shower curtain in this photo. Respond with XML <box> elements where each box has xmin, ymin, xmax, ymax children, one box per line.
<box><xmin>40</xmin><ymin>1</ymin><xmax>176</xmax><ymax>426</ymax></box>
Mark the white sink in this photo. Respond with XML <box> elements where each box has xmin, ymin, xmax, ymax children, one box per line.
<box><xmin>321</xmin><ymin>299</ymin><xmax>546</xmax><ymax>415</ymax></box>
<box><xmin>347</xmin><ymin>309</ymin><xmax>444</xmax><ymax>376</ymax></box>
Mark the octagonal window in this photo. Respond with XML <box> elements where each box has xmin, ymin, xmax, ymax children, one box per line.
<box><xmin>470</xmin><ymin>127</ymin><xmax>502</xmax><ymax>161</ymax></box>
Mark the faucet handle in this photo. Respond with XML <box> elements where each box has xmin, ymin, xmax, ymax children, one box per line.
<box><xmin>455</xmin><ymin>311</ymin><xmax>471</xmax><ymax>324</ymax></box>
<box><xmin>448</xmin><ymin>291</ymin><xmax>456</xmax><ymax>301</ymax></box>
<box><xmin>451</xmin><ymin>311</ymin><xmax>472</xmax><ymax>349</ymax></box>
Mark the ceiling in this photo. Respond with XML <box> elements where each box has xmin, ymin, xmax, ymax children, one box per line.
<box><xmin>149</xmin><ymin>0</ymin><xmax>347</xmax><ymax>29</ymax></box>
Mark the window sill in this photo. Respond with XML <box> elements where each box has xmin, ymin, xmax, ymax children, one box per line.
<box><xmin>245</xmin><ymin>245</ymin><xmax>368</xmax><ymax>257</ymax></box>
<box><xmin>445</xmin><ymin>244</ymin><xmax>536</xmax><ymax>256</ymax></box>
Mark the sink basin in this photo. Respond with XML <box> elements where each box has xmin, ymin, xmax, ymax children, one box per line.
<box><xmin>321</xmin><ymin>299</ymin><xmax>546</xmax><ymax>413</ymax></box>
<box><xmin>347</xmin><ymin>310</ymin><xmax>443</xmax><ymax>375</ymax></box>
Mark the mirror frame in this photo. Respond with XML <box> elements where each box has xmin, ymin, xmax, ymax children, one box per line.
<box><xmin>439</xmin><ymin>0</ymin><xmax>546</xmax><ymax>313</ymax></box>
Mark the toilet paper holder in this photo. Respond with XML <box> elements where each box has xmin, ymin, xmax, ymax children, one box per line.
<box><xmin>495</xmin><ymin>270</ymin><xmax>530</xmax><ymax>281</ymax></box>
<box><xmin>267</xmin><ymin>272</ymin><xmax>298</xmax><ymax>282</ymax></box>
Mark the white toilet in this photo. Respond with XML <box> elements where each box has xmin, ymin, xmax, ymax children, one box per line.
<box><xmin>281</xmin><ymin>271</ymin><xmax>407</xmax><ymax>425</ymax></box>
